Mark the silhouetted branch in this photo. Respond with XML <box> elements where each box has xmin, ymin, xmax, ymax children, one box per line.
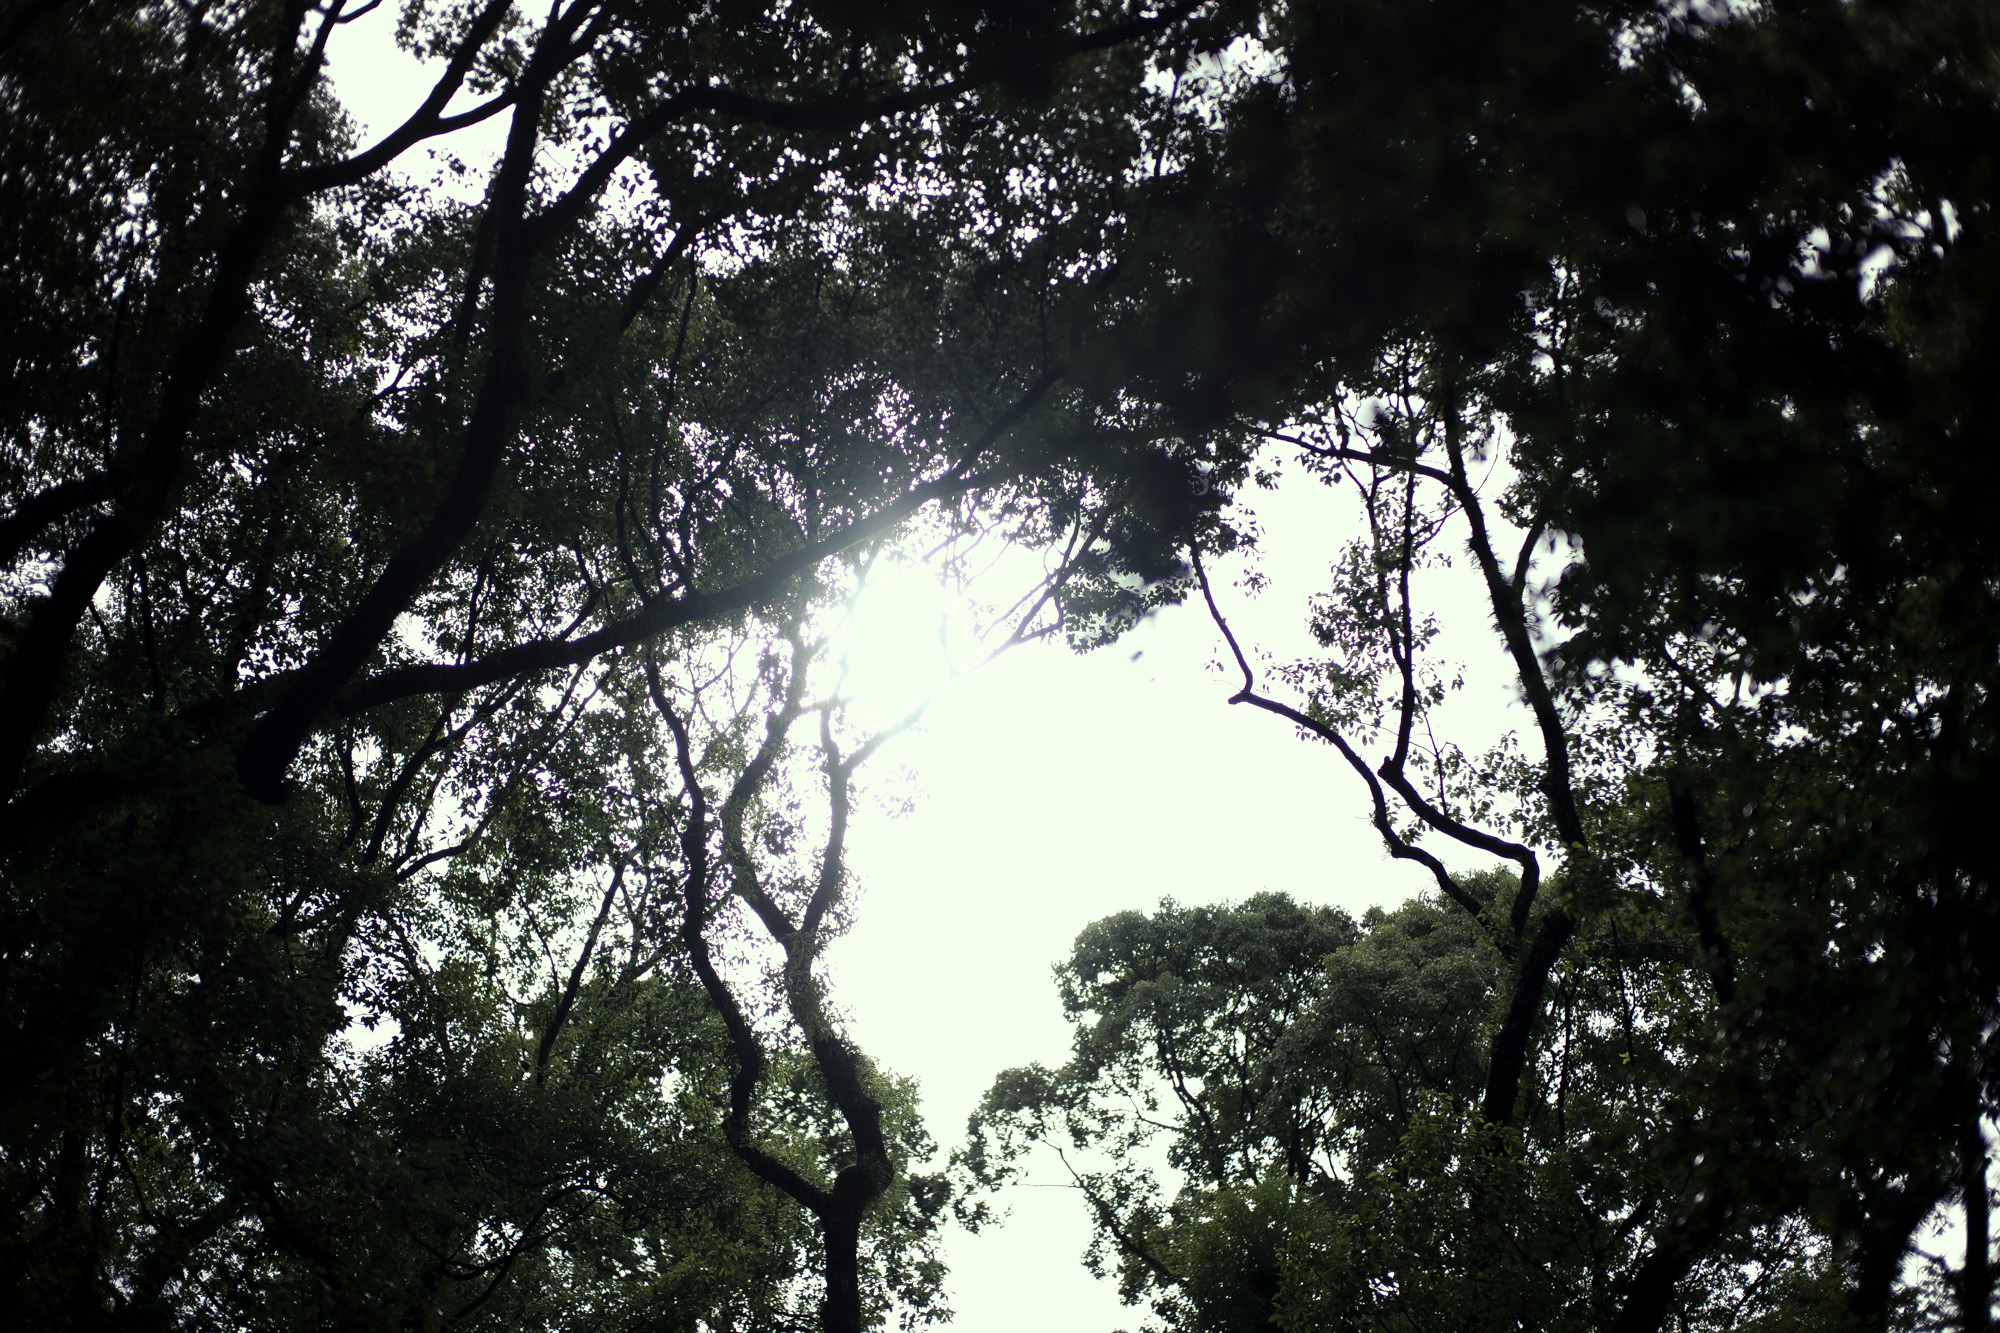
<box><xmin>1667</xmin><ymin>776</ymin><xmax>1737</xmax><ymax>1004</ymax></box>
<box><xmin>0</xmin><ymin>473</ymin><xmax>108</xmax><ymax>566</ymax></box>
<box><xmin>288</xmin><ymin>0</ymin><xmax>519</xmax><ymax>195</ymax></box>
<box><xmin>1192</xmin><ymin>553</ymin><xmax>1504</xmax><ymax>941</ymax></box>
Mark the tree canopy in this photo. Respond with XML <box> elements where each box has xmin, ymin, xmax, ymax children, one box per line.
<box><xmin>0</xmin><ymin>1</ymin><xmax>1231</xmax><ymax>1327</ymax></box>
<box><xmin>3</xmin><ymin>0</ymin><xmax>1997</xmax><ymax>1331</ymax></box>
<box><xmin>965</xmin><ymin>1</ymin><xmax>2000</xmax><ymax>1329</ymax></box>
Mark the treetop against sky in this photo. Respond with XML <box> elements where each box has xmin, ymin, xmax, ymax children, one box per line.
<box><xmin>2</xmin><ymin>2</ymin><xmax>1997</xmax><ymax>1332</ymax></box>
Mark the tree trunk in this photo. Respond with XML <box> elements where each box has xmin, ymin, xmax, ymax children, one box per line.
<box><xmin>1966</xmin><ymin>1122</ymin><xmax>1992</xmax><ymax>1333</ymax></box>
<box><xmin>821</xmin><ymin>1176</ymin><xmax>869</xmax><ymax>1333</ymax></box>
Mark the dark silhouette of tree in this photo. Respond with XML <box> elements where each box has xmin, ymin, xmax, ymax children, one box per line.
<box><xmin>0</xmin><ymin>2</ymin><xmax>1231</xmax><ymax>1328</ymax></box>
<box><xmin>967</xmin><ymin>1</ymin><xmax>2000</xmax><ymax>1329</ymax></box>
<box><xmin>9</xmin><ymin>0</ymin><xmax>1998</xmax><ymax>1329</ymax></box>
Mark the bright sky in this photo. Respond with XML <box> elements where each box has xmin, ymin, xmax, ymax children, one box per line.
<box><xmin>827</xmin><ymin>473</ymin><xmax>1521</xmax><ymax>1332</ymax></box>
<box><xmin>324</xmin><ymin>19</ymin><xmax>1531</xmax><ymax>1330</ymax></box>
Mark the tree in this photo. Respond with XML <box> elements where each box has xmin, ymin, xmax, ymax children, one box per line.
<box><xmin>964</xmin><ymin>0</ymin><xmax>2000</xmax><ymax>1327</ymax></box>
<box><xmin>965</xmin><ymin>882</ymin><xmax>1837</xmax><ymax>1331</ymax></box>
<box><xmin>0</xmin><ymin>1</ymin><xmax>1237</xmax><ymax>1328</ymax></box>
<box><xmin>13</xmin><ymin>0</ymin><xmax>1997</xmax><ymax>1328</ymax></box>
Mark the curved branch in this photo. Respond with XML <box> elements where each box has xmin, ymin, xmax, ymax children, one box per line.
<box><xmin>0</xmin><ymin>473</ymin><xmax>108</xmax><ymax>566</ymax></box>
<box><xmin>651</xmin><ymin>671</ymin><xmax>834</xmax><ymax>1216</ymax></box>
<box><xmin>1269</xmin><ymin>419</ymin><xmax>1582</xmax><ymax>852</ymax></box>
<box><xmin>289</xmin><ymin>0</ymin><xmax>519</xmax><ymax>196</ymax></box>
<box><xmin>1375</xmin><ymin>761</ymin><xmax>1541</xmax><ymax>934</ymax></box>
<box><xmin>716</xmin><ymin>632</ymin><xmax>813</xmax><ymax>948</ymax></box>
<box><xmin>1192</xmin><ymin>554</ymin><xmax>1504</xmax><ymax>941</ymax></box>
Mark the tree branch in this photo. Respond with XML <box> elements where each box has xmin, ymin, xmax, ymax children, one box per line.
<box><xmin>288</xmin><ymin>0</ymin><xmax>519</xmax><ymax>196</ymax></box>
<box><xmin>532</xmin><ymin>863</ymin><xmax>622</xmax><ymax>1082</ymax></box>
<box><xmin>1055</xmin><ymin>1147</ymin><xmax>1182</xmax><ymax>1287</ymax></box>
<box><xmin>0</xmin><ymin>473</ymin><xmax>109</xmax><ymax>566</ymax></box>
<box><xmin>1666</xmin><ymin>776</ymin><xmax>1737</xmax><ymax>1005</ymax></box>
<box><xmin>650</xmin><ymin>653</ymin><xmax>835</xmax><ymax>1216</ymax></box>
<box><xmin>335</xmin><ymin>468</ymin><xmax>1020</xmax><ymax>716</ymax></box>
<box><xmin>1192</xmin><ymin>554</ymin><xmax>1504</xmax><ymax>940</ymax></box>
<box><xmin>234</xmin><ymin>9</ymin><xmax>589</xmax><ymax>802</ymax></box>
<box><xmin>1436</xmin><ymin>389</ymin><xmax>1583</xmax><ymax>851</ymax></box>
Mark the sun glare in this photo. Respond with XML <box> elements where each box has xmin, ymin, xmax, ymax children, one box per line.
<box><xmin>825</xmin><ymin>559</ymin><xmax>974</xmax><ymax>737</ymax></box>
<box><xmin>823</xmin><ymin>536</ymin><xmax>1067</xmax><ymax>738</ymax></box>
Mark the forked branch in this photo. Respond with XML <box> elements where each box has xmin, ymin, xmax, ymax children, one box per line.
<box><xmin>1193</xmin><ymin>554</ymin><xmax>1506</xmax><ymax>943</ymax></box>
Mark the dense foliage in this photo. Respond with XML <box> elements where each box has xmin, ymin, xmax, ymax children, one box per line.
<box><xmin>0</xmin><ymin>1</ymin><xmax>1232</xmax><ymax>1329</ymax></box>
<box><xmin>4</xmin><ymin>0</ymin><xmax>1998</xmax><ymax>1330</ymax></box>
<box><xmin>966</xmin><ymin>1</ymin><xmax>2000</xmax><ymax>1330</ymax></box>
<box><xmin>964</xmin><ymin>881</ymin><xmax>1824</xmax><ymax>1330</ymax></box>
